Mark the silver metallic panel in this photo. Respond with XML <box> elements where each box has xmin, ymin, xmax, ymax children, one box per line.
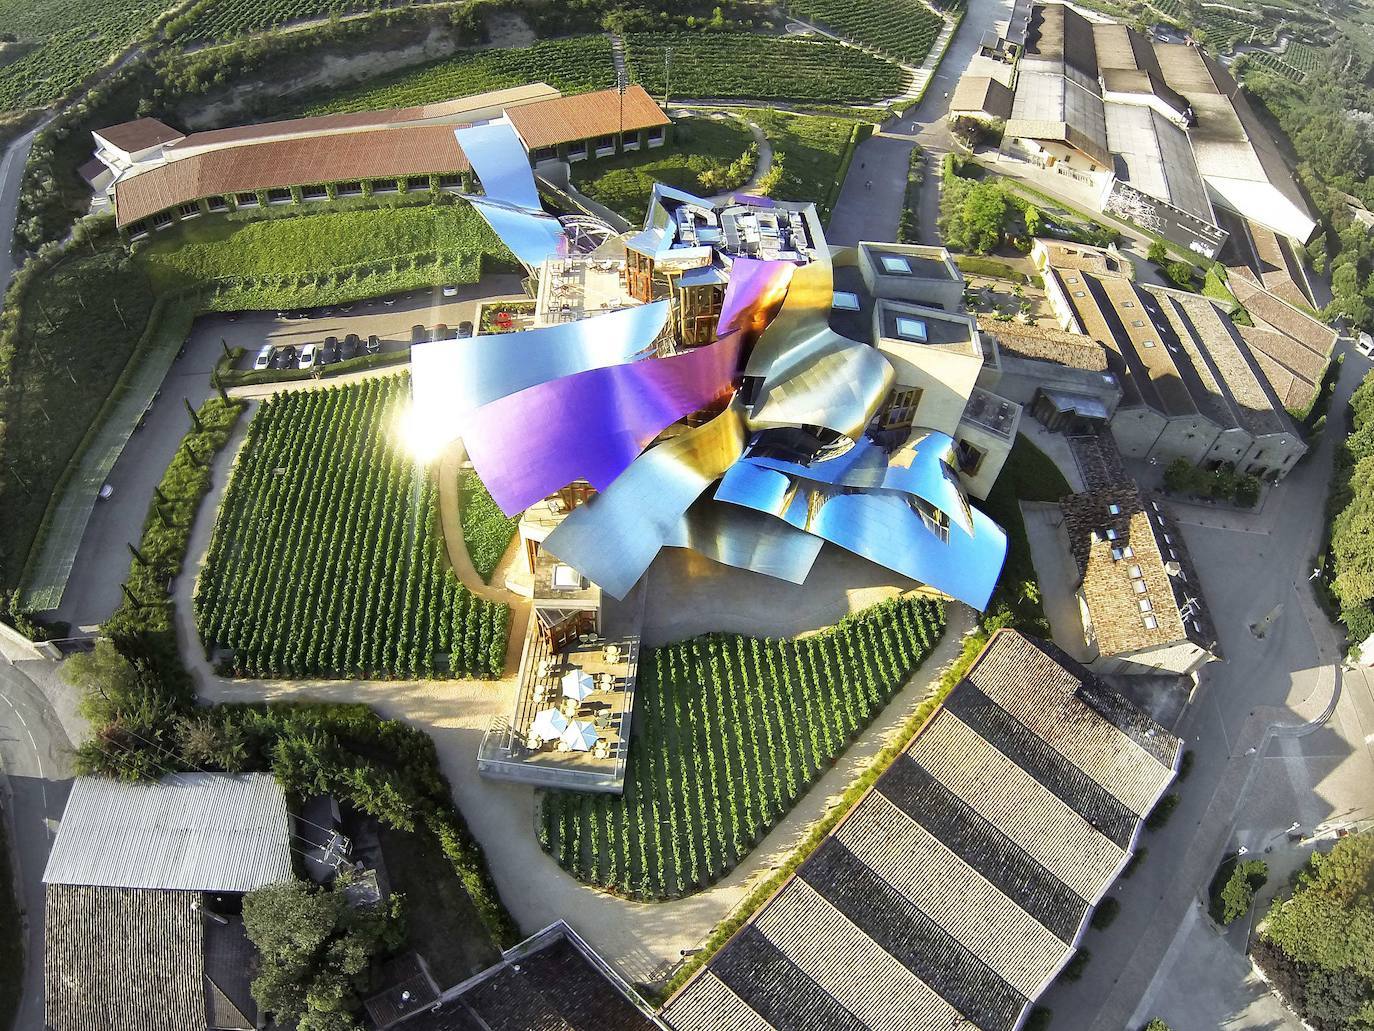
<box><xmin>664</xmin><ymin>499</ymin><xmax>823</xmax><ymax>585</ymax></box>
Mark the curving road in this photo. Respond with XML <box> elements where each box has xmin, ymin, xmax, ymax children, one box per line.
<box><xmin>0</xmin><ymin>125</ymin><xmax>42</xmax><ymax>297</ymax></box>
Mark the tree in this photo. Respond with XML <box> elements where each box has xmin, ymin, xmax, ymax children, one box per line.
<box><xmin>1263</xmin><ymin>832</ymin><xmax>1374</xmax><ymax>980</ymax></box>
<box><xmin>1165</xmin><ymin>260</ymin><xmax>1194</xmax><ymax>287</ymax></box>
<box><xmin>244</xmin><ymin>880</ymin><xmax>406</xmax><ymax>1029</ymax></box>
<box><xmin>1215</xmin><ymin>859</ymin><xmax>1268</xmax><ymax>924</ymax></box>
<box><xmin>1147</xmin><ymin>240</ymin><xmax>1169</xmax><ymax>265</ymax></box>
<box><xmin>1141</xmin><ymin>1021</ymin><xmax>1173</xmax><ymax>1031</ymax></box>
<box><xmin>1163</xmin><ymin>458</ymin><xmax>1200</xmax><ymax>495</ymax></box>
<box><xmin>1090</xmin><ymin>896</ymin><xmax>1121</xmax><ymax>929</ymax></box>
<box><xmin>959</xmin><ymin>181</ymin><xmax>1007</xmax><ymax>254</ymax></box>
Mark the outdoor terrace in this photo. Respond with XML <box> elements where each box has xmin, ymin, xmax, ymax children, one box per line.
<box><xmin>534</xmin><ymin>256</ymin><xmax>642</xmax><ymax>327</ymax></box>
<box><xmin>960</xmin><ymin>385</ymin><xmax>1022</xmax><ymax>440</ymax></box>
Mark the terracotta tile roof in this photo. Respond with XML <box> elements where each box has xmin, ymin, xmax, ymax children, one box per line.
<box><xmin>1229</xmin><ymin>274</ymin><xmax>1336</xmax><ymax>355</ymax></box>
<box><xmin>93</xmin><ymin>117</ymin><xmax>185</xmax><ymax>153</ymax></box>
<box><xmin>507</xmin><ymin>84</ymin><xmax>670</xmax><ymax>151</ymax></box>
<box><xmin>115</xmin><ymin>124</ymin><xmax>469</xmax><ymax>226</ymax></box>
<box><xmin>164</xmin><ymin>83</ymin><xmax>560</xmax><ymax>155</ymax></box>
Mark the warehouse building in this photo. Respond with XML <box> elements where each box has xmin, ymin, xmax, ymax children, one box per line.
<box><xmin>663</xmin><ymin>629</ymin><xmax>1181</xmax><ymax>1031</ymax></box>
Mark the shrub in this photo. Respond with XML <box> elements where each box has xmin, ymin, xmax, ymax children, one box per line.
<box><xmin>1178</xmin><ymin>749</ymin><xmax>1194</xmax><ymax>780</ymax></box>
<box><xmin>1209</xmin><ymin>857</ymin><xmax>1269</xmax><ymax>924</ymax></box>
<box><xmin>1166</xmin><ymin>260</ymin><xmax>1195</xmax><ymax>287</ymax></box>
<box><xmin>1148</xmin><ymin>240</ymin><xmax>1169</xmax><ymax>265</ymax></box>
<box><xmin>1090</xmin><ymin>896</ymin><xmax>1121</xmax><ymax>929</ymax></box>
<box><xmin>1145</xmin><ymin>793</ymin><xmax>1180</xmax><ymax>830</ymax></box>
<box><xmin>1141</xmin><ymin>1020</ymin><xmax>1173</xmax><ymax>1031</ymax></box>
<box><xmin>1061</xmin><ymin>948</ymin><xmax>1092</xmax><ymax>981</ymax></box>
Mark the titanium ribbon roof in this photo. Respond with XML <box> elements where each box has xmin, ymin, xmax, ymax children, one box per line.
<box><xmin>409</xmin><ymin>300</ymin><xmax>671</xmax><ymax>449</ymax></box>
<box><xmin>663</xmin><ymin>498</ymin><xmax>823</xmax><ymax>585</ymax></box>
<box><xmin>743</xmin><ymin>430</ymin><xmax>975</xmax><ymax>537</ymax></box>
<box><xmin>454</xmin><ymin>122</ymin><xmax>568</xmax><ymax>267</ymax></box>
<box><xmin>463</xmin><ymin>332</ymin><xmax>744</xmax><ymax>515</ymax></box>
<box><xmin>542</xmin><ymin>405</ymin><xmax>748</xmax><ymax>599</ymax></box>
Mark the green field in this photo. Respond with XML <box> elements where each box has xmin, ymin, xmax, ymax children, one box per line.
<box><xmin>193</xmin><ymin>375</ymin><xmax>510</xmax><ymax>679</ymax></box>
<box><xmin>178</xmin><ymin>0</ymin><xmax>438</xmax><ymax>42</ymax></box>
<box><xmin>753</xmin><ymin>110</ymin><xmax>866</xmax><ymax>217</ymax></box>
<box><xmin>786</xmin><ymin>0</ymin><xmax>944</xmax><ymax>65</ymax></box>
<box><xmin>288</xmin><ymin>37</ymin><xmax>617</xmax><ymax>117</ymax></box>
<box><xmin>576</xmin><ymin>115</ymin><xmax>756</xmax><ymax>220</ymax></box>
<box><xmin>626</xmin><ymin>32</ymin><xmax>904</xmax><ymax>101</ymax></box>
<box><xmin>0</xmin><ymin>0</ymin><xmax>175</xmax><ymax>110</ymax></box>
<box><xmin>539</xmin><ymin>597</ymin><xmax>947</xmax><ymax>899</ymax></box>
<box><xmin>459</xmin><ymin>470</ymin><xmax>519</xmax><ymax>584</ymax></box>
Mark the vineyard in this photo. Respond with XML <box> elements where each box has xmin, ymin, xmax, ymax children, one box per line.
<box><xmin>459</xmin><ymin>470</ymin><xmax>519</xmax><ymax>584</ymax></box>
<box><xmin>1247</xmin><ymin>51</ymin><xmax>1304</xmax><ymax>82</ymax></box>
<box><xmin>0</xmin><ymin>0</ymin><xmax>173</xmax><ymax>110</ymax></box>
<box><xmin>538</xmin><ymin>597</ymin><xmax>948</xmax><ymax>899</ymax></box>
<box><xmin>290</xmin><ymin>37</ymin><xmax>617</xmax><ymax>117</ymax></box>
<box><xmin>180</xmin><ymin>0</ymin><xmax>427</xmax><ymax>42</ymax></box>
<box><xmin>786</xmin><ymin>0</ymin><xmax>945</xmax><ymax>65</ymax></box>
<box><xmin>625</xmin><ymin>32</ymin><xmax>904</xmax><ymax>102</ymax></box>
<box><xmin>193</xmin><ymin>376</ymin><xmax>510</xmax><ymax>679</ymax></box>
<box><xmin>1196</xmin><ymin>9</ymin><xmax>1265</xmax><ymax>50</ymax></box>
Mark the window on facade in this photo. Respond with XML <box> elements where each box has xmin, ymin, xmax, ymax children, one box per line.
<box><xmin>1132</xmin><ymin>319</ymin><xmax>1145</xmax><ymax>327</ymax></box>
<box><xmin>1134</xmin><ymin>580</ymin><xmax>1148</xmax><ymax>594</ymax></box>
<box><xmin>1139</xmin><ymin>598</ymin><xmax>1154</xmax><ymax>612</ymax></box>
<box><xmin>177</xmin><ymin>202</ymin><xmax>200</xmax><ymax>218</ymax></box>
<box><xmin>955</xmin><ymin>438</ymin><xmax>986</xmax><ymax>475</ymax></box>
<box><xmin>648</xmin><ymin>127</ymin><xmax>665</xmax><ymax>142</ymax></box>
<box><xmin>1108</xmin><ymin>503</ymin><xmax>1120</xmax><ymax>515</ymax></box>
<box><xmin>1128</xmin><ymin>564</ymin><xmax>1142</xmax><ymax>578</ymax></box>
<box><xmin>1106</xmin><ymin>528</ymin><xmax>1118</xmax><ymax>541</ymax></box>
<box><xmin>881</xmin><ymin>255</ymin><xmax>912</xmax><ymax>274</ymax></box>
<box><xmin>895</xmin><ymin>316</ymin><xmax>928</xmax><ymax>341</ymax></box>
<box><xmin>880</xmin><ymin>387</ymin><xmax>923</xmax><ymax>430</ymax></box>
<box><xmin>1111</xmin><ymin>547</ymin><xmax>1123</xmax><ymax>561</ymax></box>
<box><xmin>1142</xmin><ymin>339</ymin><xmax>1156</xmax><ymax>348</ymax></box>
<box><xmin>236</xmin><ymin>192</ymin><xmax>259</xmax><ymax>206</ymax></box>
<box><xmin>1143</xmin><ymin>613</ymin><xmax>1159</xmax><ymax>630</ymax></box>
<box><xmin>1122</xmin><ymin>546</ymin><xmax>1134</xmax><ymax>558</ymax></box>
<box><xmin>1074</xmin><ymin>290</ymin><xmax>1086</xmax><ymax>297</ymax></box>
<box><xmin>596</xmin><ymin>135</ymin><xmax>615</xmax><ymax>149</ymax></box>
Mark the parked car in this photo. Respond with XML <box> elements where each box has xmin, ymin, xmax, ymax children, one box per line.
<box><xmin>319</xmin><ymin>341</ymin><xmax>339</xmax><ymax>365</ymax></box>
<box><xmin>411</xmin><ymin>324</ymin><xmax>427</xmax><ymax>344</ymax></box>
<box><xmin>342</xmin><ymin>333</ymin><xmax>361</xmax><ymax>360</ymax></box>
<box><xmin>254</xmin><ymin>346</ymin><xmax>273</xmax><ymax>371</ymax></box>
<box><xmin>1358</xmin><ymin>332</ymin><xmax>1374</xmax><ymax>358</ymax></box>
<box><xmin>298</xmin><ymin>344</ymin><xmax>318</xmax><ymax>369</ymax></box>
<box><xmin>270</xmin><ymin>346</ymin><xmax>296</xmax><ymax>369</ymax></box>
<box><xmin>365</xmin><ymin>334</ymin><xmax>382</xmax><ymax>355</ymax></box>
<box><xmin>442</xmin><ymin>285</ymin><xmax>458</xmax><ymax>297</ymax></box>
<box><xmin>382</xmin><ymin>296</ymin><xmax>397</xmax><ymax>307</ymax></box>
<box><xmin>433</xmin><ymin>324</ymin><xmax>449</xmax><ymax>340</ymax></box>
<box><xmin>457</xmin><ymin>320</ymin><xmax>474</xmax><ymax>338</ymax></box>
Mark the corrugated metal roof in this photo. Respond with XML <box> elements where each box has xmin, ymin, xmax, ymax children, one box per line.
<box><xmin>43</xmin><ymin>774</ymin><xmax>293</xmax><ymax>892</ymax></box>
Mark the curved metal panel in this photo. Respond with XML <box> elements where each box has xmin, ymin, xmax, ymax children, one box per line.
<box><xmin>465</xmin><ymin>195</ymin><xmax>568</xmax><ymax>269</ymax></box>
<box><xmin>463</xmin><ymin>332</ymin><xmax>743</xmax><ymax>515</ymax></box>
<box><xmin>718</xmin><ymin>257</ymin><xmax>795</xmax><ymax>338</ymax></box>
<box><xmin>742</xmin><ymin>258</ymin><xmax>894</xmax><ymax>439</ymax></box>
<box><xmin>455</xmin><ymin>122</ymin><xmax>544</xmax><ymax>210</ymax></box>
<box><xmin>409</xmin><ymin>301</ymin><xmax>672</xmax><ymax>449</ymax></box>
<box><xmin>541</xmin><ymin>406</ymin><xmax>747</xmax><ymax>599</ymax></box>
<box><xmin>745</xmin><ymin>430</ymin><xmax>975</xmax><ymax>537</ymax></box>
<box><xmin>713</xmin><ymin>460</ymin><xmax>808</xmax><ymax>530</ymax></box>
<box><xmin>808</xmin><ymin>492</ymin><xmax>1007</xmax><ymax>611</ymax></box>
<box><xmin>664</xmin><ymin>499</ymin><xmax>823</xmax><ymax>585</ymax></box>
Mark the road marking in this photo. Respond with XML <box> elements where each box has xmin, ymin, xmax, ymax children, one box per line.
<box><xmin>0</xmin><ymin>672</ymin><xmax>52</xmax><ymax>819</ymax></box>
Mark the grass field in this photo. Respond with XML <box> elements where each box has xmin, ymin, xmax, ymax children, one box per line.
<box><xmin>459</xmin><ymin>471</ymin><xmax>518</xmax><ymax>584</ymax></box>
<box><xmin>752</xmin><ymin>110</ymin><xmax>865</xmax><ymax>217</ymax></box>
<box><xmin>539</xmin><ymin>597</ymin><xmax>947</xmax><ymax>899</ymax></box>
<box><xmin>287</xmin><ymin>37</ymin><xmax>616</xmax><ymax>117</ymax></box>
<box><xmin>575</xmin><ymin>116</ymin><xmax>755</xmax><ymax>220</ymax></box>
<box><xmin>193</xmin><ymin>375</ymin><xmax>510</xmax><ymax>679</ymax></box>
<box><xmin>0</xmin><ymin>0</ymin><xmax>174</xmax><ymax>109</ymax></box>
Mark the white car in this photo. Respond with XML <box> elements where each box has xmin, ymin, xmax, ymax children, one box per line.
<box><xmin>297</xmin><ymin>344</ymin><xmax>317</xmax><ymax>369</ymax></box>
<box><xmin>442</xmin><ymin>285</ymin><xmax>458</xmax><ymax>297</ymax></box>
<box><xmin>254</xmin><ymin>346</ymin><xmax>273</xmax><ymax>371</ymax></box>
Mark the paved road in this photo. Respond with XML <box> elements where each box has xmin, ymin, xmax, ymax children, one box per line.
<box><xmin>0</xmin><ymin>656</ymin><xmax>74</xmax><ymax>1031</ymax></box>
<box><xmin>0</xmin><ymin>126</ymin><xmax>42</xmax><ymax>296</ymax></box>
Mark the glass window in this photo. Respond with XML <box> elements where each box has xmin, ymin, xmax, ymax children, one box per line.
<box><xmin>1128</xmin><ymin>564</ymin><xmax>1142</xmax><ymax>578</ymax></box>
<box><xmin>1122</xmin><ymin>546</ymin><xmax>1134</xmax><ymax>558</ymax></box>
<box><xmin>1110</xmin><ymin>547</ymin><xmax>1123</xmax><ymax>561</ymax></box>
<box><xmin>881</xmin><ymin>255</ymin><xmax>911</xmax><ymax>274</ymax></box>
<box><xmin>1142</xmin><ymin>339</ymin><xmax>1156</xmax><ymax>348</ymax></box>
<box><xmin>1139</xmin><ymin>598</ymin><xmax>1154</xmax><ymax>612</ymax></box>
<box><xmin>1134</xmin><ymin>580</ymin><xmax>1148</xmax><ymax>594</ymax></box>
<box><xmin>1143</xmin><ymin>613</ymin><xmax>1159</xmax><ymax>629</ymax></box>
<box><xmin>895</xmin><ymin>316</ymin><xmax>928</xmax><ymax>341</ymax></box>
<box><xmin>832</xmin><ymin>291</ymin><xmax>860</xmax><ymax>311</ymax></box>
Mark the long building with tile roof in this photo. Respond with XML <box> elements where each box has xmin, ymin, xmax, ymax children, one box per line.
<box><xmin>663</xmin><ymin>630</ymin><xmax>1181</xmax><ymax>1031</ymax></box>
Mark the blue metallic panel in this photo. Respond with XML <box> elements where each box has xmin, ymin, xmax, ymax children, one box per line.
<box><xmin>454</xmin><ymin>122</ymin><xmax>544</xmax><ymax>210</ymax></box>
<box><xmin>465</xmin><ymin>196</ymin><xmax>568</xmax><ymax>268</ymax></box>
<box><xmin>664</xmin><ymin>500</ymin><xmax>823</xmax><ymax>585</ymax></box>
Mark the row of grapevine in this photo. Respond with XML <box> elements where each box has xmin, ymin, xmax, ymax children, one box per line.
<box><xmin>290</xmin><ymin>36</ymin><xmax>617</xmax><ymax>118</ymax></box>
<box><xmin>624</xmin><ymin>33</ymin><xmax>904</xmax><ymax>102</ymax></box>
<box><xmin>786</xmin><ymin>0</ymin><xmax>945</xmax><ymax>66</ymax></box>
<box><xmin>193</xmin><ymin>374</ymin><xmax>509</xmax><ymax>680</ymax></box>
<box><xmin>539</xmin><ymin>596</ymin><xmax>948</xmax><ymax>899</ymax></box>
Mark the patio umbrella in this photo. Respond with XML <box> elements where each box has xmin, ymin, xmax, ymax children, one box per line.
<box><xmin>560</xmin><ymin>719</ymin><xmax>599</xmax><ymax>752</ymax></box>
<box><xmin>562</xmin><ymin>668</ymin><xmax>595</xmax><ymax>702</ymax></box>
<box><xmin>530</xmin><ymin>707</ymin><xmax>569</xmax><ymax>742</ymax></box>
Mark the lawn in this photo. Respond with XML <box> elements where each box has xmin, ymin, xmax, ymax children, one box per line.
<box><xmin>193</xmin><ymin>375</ymin><xmax>510</xmax><ymax>679</ymax></box>
<box><xmin>0</xmin><ymin>816</ymin><xmax>21</xmax><ymax>1031</ymax></box>
<box><xmin>979</xmin><ymin>432</ymin><xmax>1072</xmax><ymax>634</ymax></box>
<box><xmin>378</xmin><ymin>824</ymin><xmax>501</xmax><ymax>986</ymax></box>
<box><xmin>136</xmin><ymin>201</ymin><xmax>510</xmax><ymax>296</ymax></box>
<box><xmin>286</xmin><ymin>37</ymin><xmax>617</xmax><ymax>117</ymax></box>
<box><xmin>459</xmin><ymin>470</ymin><xmax>519</xmax><ymax>584</ymax></box>
<box><xmin>575</xmin><ymin>115</ymin><xmax>755</xmax><ymax>221</ymax></box>
<box><xmin>751</xmin><ymin>110</ymin><xmax>867</xmax><ymax>219</ymax></box>
<box><xmin>538</xmin><ymin>596</ymin><xmax>947</xmax><ymax>899</ymax></box>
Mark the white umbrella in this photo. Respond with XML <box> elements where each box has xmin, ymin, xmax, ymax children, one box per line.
<box><xmin>530</xmin><ymin>708</ymin><xmax>569</xmax><ymax>742</ymax></box>
<box><xmin>562</xmin><ymin>668</ymin><xmax>595</xmax><ymax>702</ymax></box>
<box><xmin>560</xmin><ymin>719</ymin><xmax>599</xmax><ymax>752</ymax></box>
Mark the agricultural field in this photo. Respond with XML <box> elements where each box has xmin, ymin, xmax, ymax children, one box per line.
<box><xmin>539</xmin><ymin>597</ymin><xmax>948</xmax><ymax>899</ymax></box>
<box><xmin>193</xmin><ymin>376</ymin><xmax>510</xmax><ymax>679</ymax></box>
<box><xmin>786</xmin><ymin>0</ymin><xmax>945</xmax><ymax>65</ymax></box>
<box><xmin>1195</xmin><ymin>7</ymin><xmax>1266</xmax><ymax>50</ymax></box>
<box><xmin>1246</xmin><ymin>50</ymin><xmax>1304</xmax><ymax>82</ymax></box>
<box><xmin>625</xmin><ymin>32</ymin><xmax>905</xmax><ymax>102</ymax></box>
<box><xmin>288</xmin><ymin>37</ymin><xmax>617</xmax><ymax>117</ymax></box>
<box><xmin>459</xmin><ymin>470</ymin><xmax>519</xmax><ymax>584</ymax></box>
<box><xmin>0</xmin><ymin>0</ymin><xmax>175</xmax><ymax>110</ymax></box>
<box><xmin>177</xmin><ymin>0</ymin><xmax>428</xmax><ymax>42</ymax></box>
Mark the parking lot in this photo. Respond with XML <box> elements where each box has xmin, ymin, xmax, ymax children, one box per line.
<box><xmin>228</xmin><ymin>279</ymin><xmax>527</xmax><ymax>372</ymax></box>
